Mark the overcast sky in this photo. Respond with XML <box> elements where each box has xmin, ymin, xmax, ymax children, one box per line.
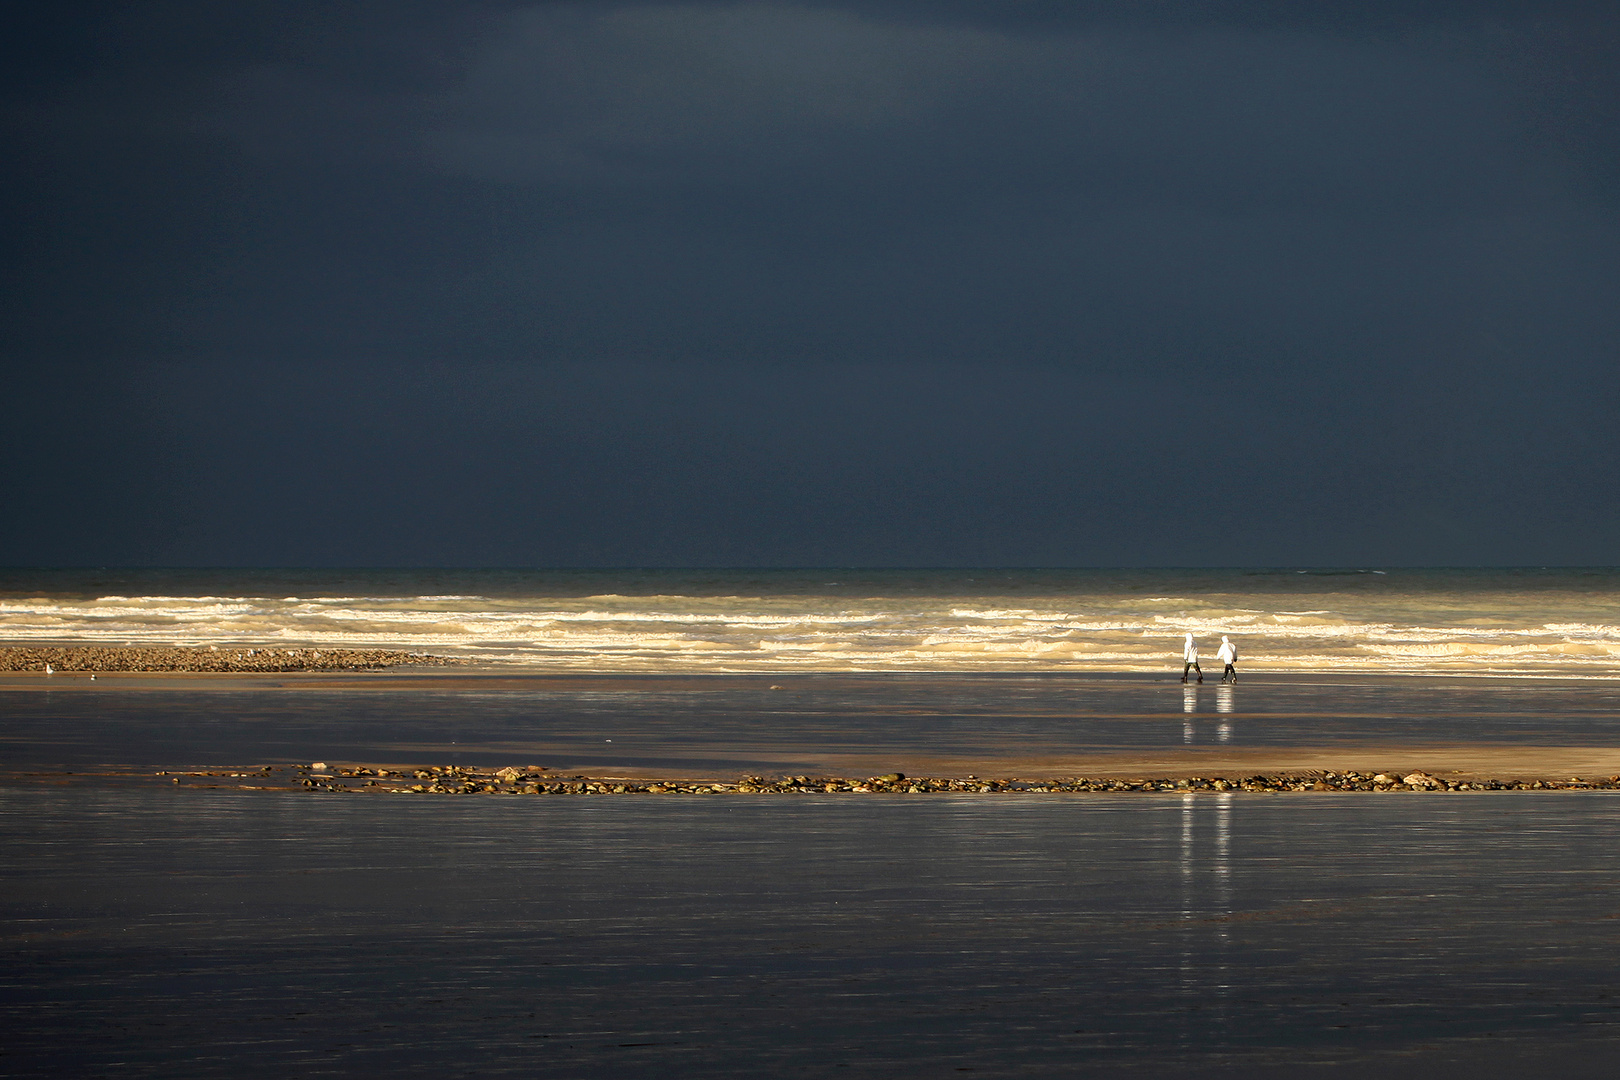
<box><xmin>4</xmin><ymin>1</ymin><xmax>1618</xmax><ymax>566</ymax></box>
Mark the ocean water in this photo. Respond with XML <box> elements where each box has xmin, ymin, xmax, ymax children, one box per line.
<box><xmin>3</xmin><ymin>567</ymin><xmax>1619</xmax><ymax>676</ymax></box>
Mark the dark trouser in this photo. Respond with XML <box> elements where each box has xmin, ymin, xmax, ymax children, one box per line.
<box><xmin>1182</xmin><ymin>661</ymin><xmax>1202</xmax><ymax>682</ymax></box>
<box><xmin>1222</xmin><ymin>663</ymin><xmax>1236</xmax><ymax>682</ymax></box>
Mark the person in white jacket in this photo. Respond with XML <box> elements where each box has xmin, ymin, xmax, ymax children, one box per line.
<box><xmin>1217</xmin><ymin>635</ymin><xmax>1237</xmax><ymax>683</ymax></box>
<box><xmin>1181</xmin><ymin>633</ymin><xmax>1202</xmax><ymax>683</ymax></box>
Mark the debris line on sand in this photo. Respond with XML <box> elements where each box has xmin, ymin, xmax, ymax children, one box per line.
<box><xmin>0</xmin><ymin>646</ymin><xmax>466</xmax><ymax>673</ymax></box>
<box><xmin>140</xmin><ymin>765</ymin><xmax>1620</xmax><ymax>795</ymax></box>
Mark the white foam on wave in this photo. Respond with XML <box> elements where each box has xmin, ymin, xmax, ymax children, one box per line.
<box><xmin>1541</xmin><ymin>622</ymin><xmax>1620</xmax><ymax>640</ymax></box>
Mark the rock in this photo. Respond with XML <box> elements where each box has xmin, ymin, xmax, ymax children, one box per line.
<box><xmin>311</xmin><ymin>762</ymin><xmax>328</xmax><ymax>771</ymax></box>
<box><xmin>495</xmin><ymin>767</ymin><xmax>521</xmax><ymax>781</ymax></box>
<box><xmin>878</xmin><ymin>773</ymin><xmax>905</xmax><ymax>783</ymax></box>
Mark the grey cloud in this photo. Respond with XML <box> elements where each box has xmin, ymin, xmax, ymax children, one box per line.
<box><xmin>422</xmin><ymin>3</ymin><xmax>1009</xmax><ymax>182</ymax></box>
<box><xmin>204</xmin><ymin>64</ymin><xmax>425</xmax><ymax>165</ymax></box>
<box><xmin>5</xmin><ymin>2</ymin><xmax>1620</xmax><ymax>564</ymax></box>
<box><xmin>407</xmin><ymin>2</ymin><xmax>1548</xmax><ymax>220</ymax></box>
<box><xmin>75</xmin><ymin>1</ymin><xmax>1593</xmax><ymax>221</ymax></box>
<box><xmin>128</xmin><ymin>2</ymin><xmax>1604</xmax><ymax>375</ymax></box>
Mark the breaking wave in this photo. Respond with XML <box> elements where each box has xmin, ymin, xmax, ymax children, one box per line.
<box><xmin>4</xmin><ymin>568</ymin><xmax>1620</xmax><ymax>676</ymax></box>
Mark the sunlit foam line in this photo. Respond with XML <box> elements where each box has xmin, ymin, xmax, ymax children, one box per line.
<box><xmin>948</xmin><ymin>609</ymin><xmax>1274</xmax><ymax>621</ymax></box>
<box><xmin>5</xmin><ymin>623</ymin><xmax>1620</xmax><ymax>655</ymax></box>
<box><xmin>11</xmin><ymin>604</ymin><xmax>1618</xmax><ymax>639</ymax></box>
<box><xmin>15</xmin><ymin>601</ymin><xmax>897</xmax><ymax>624</ymax></box>
<box><xmin>302</xmin><ymin>610</ymin><xmax>891</xmax><ymax>626</ymax></box>
<box><xmin>1148</xmin><ymin>621</ymin><xmax>1620</xmax><ymax>641</ymax></box>
<box><xmin>5</xmin><ymin>633</ymin><xmax>1620</xmax><ymax>673</ymax></box>
<box><xmin>6</xmin><ymin>621</ymin><xmax>1613</xmax><ymax>654</ymax></box>
<box><xmin>419</xmin><ymin>652</ymin><xmax>1620</xmax><ymax>677</ymax></box>
<box><xmin>50</xmin><ymin>599</ymin><xmax>900</xmax><ymax>625</ymax></box>
<box><xmin>0</xmin><ymin>612</ymin><xmax>898</xmax><ymax>630</ymax></box>
<box><xmin>97</xmin><ymin>608</ymin><xmax>898</xmax><ymax>627</ymax></box>
<box><xmin>0</xmin><ymin>605</ymin><xmax>263</xmax><ymax>617</ymax></box>
<box><xmin>90</xmin><ymin>596</ymin><xmax>364</xmax><ymax>604</ymax></box>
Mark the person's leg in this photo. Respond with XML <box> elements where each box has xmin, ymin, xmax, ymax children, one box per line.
<box><xmin>1194</xmin><ymin>661</ymin><xmax>1203</xmax><ymax>683</ymax></box>
<box><xmin>1182</xmin><ymin>662</ymin><xmax>1191</xmax><ymax>682</ymax></box>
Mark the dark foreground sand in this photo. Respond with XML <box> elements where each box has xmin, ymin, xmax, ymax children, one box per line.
<box><xmin>0</xmin><ymin>645</ymin><xmax>466</xmax><ymax>672</ymax></box>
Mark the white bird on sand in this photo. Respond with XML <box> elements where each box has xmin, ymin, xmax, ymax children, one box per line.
<box><xmin>44</xmin><ymin>663</ymin><xmax>54</xmax><ymax>675</ymax></box>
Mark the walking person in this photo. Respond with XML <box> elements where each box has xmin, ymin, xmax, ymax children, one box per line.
<box><xmin>1181</xmin><ymin>632</ymin><xmax>1202</xmax><ymax>683</ymax></box>
<box><xmin>1217</xmin><ymin>635</ymin><xmax>1237</xmax><ymax>683</ymax></box>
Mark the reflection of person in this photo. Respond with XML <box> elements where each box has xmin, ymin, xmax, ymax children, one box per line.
<box><xmin>1181</xmin><ymin>632</ymin><xmax>1202</xmax><ymax>683</ymax></box>
<box><xmin>1217</xmin><ymin>635</ymin><xmax>1237</xmax><ymax>683</ymax></box>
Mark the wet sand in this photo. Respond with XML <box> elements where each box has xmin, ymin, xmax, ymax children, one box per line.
<box><xmin>9</xmin><ymin>786</ymin><xmax>1620</xmax><ymax>1078</ymax></box>
<box><xmin>6</xmin><ymin>667</ymin><xmax>1620</xmax><ymax>789</ymax></box>
<box><xmin>9</xmin><ymin>663</ymin><xmax>1620</xmax><ymax>1076</ymax></box>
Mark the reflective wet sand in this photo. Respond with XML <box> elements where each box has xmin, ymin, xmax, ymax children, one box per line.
<box><xmin>5</xmin><ymin>672</ymin><xmax>1620</xmax><ymax>779</ymax></box>
<box><xmin>5</xmin><ymin>672</ymin><xmax>1620</xmax><ymax>1076</ymax></box>
<box><xmin>4</xmin><ymin>789</ymin><xmax>1620</xmax><ymax>1077</ymax></box>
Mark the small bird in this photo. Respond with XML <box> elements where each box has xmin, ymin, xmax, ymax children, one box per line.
<box><xmin>44</xmin><ymin>663</ymin><xmax>54</xmax><ymax>675</ymax></box>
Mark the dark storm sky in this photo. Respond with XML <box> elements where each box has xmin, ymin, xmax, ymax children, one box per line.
<box><xmin>4</xmin><ymin>1</ymin><xmax>1618</xmax><ymax>567</ymax></box>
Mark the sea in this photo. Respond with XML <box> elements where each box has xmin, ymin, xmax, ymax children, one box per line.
<box><xmin>4</xmin><ymin>566</ymin><xmax>1620</xmax><ymax>675</ymax></box>
<box><xmin>5</xmin><ymin>567</ymin><xmax>1620</xmax><ymax>1077</ymax></box>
